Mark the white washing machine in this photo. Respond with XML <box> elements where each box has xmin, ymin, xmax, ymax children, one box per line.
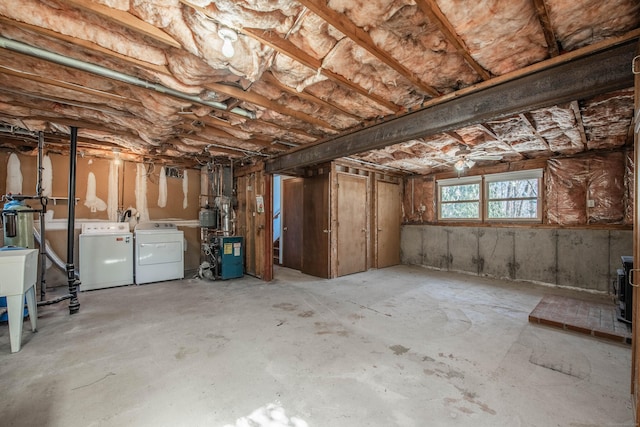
<box><xmin>79</xmin><ymin>222</ymin><xmax>133</xmax><ymax>291</ymax></box>
<box><xmin>134</xmin><ymin>222</ymin><xmax>184</xmax><ymax>285</ymax></box>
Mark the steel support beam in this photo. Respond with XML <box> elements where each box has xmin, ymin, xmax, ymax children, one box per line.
<box><xmin>266</xmin><ymin>40</ymin><xmax>637</xmax><ymax>173</ymax></box>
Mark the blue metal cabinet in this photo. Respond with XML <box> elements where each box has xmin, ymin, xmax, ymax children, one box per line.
<box><xmin>220</xmin><ymin>236</ymin><xmax>243</xmax><ymax>279</ymax></box>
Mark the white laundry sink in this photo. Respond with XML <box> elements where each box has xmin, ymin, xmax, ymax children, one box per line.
<box><xmin>0</xmin><ymin>248</ymin><xmax>38</xmax><ymax>296</ymax></box>
<box><xmin>0</xmin><ymin>248</ymin><xmax>38</xmax><ymax>353</ymax></box>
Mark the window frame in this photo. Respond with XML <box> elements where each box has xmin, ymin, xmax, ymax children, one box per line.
<box><xmin>437</xmin><ymin>175</ymin><xmax>482</xmax><ymax>221</ymax></box>
<box><xmin>484</xmin><ymin>169</ymin><xmax>543</xmax><ymax>223</ymax></box>
<box><xmin>437</xmin><ymin>169</ymin><xmax>543</xmax><ymax>223</ymax></box>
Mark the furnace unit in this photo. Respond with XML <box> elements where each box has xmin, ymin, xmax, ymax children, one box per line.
<box><xmin>199</xmin><ymin>236</ymin><xmax>243</xmax><ymax>281</ymax></box>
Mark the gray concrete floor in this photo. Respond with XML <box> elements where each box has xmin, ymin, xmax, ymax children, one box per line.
<box><xmin>0</xmin><ymin>265</ymin><xmax>634</xmax><ymax>427</ymax></box>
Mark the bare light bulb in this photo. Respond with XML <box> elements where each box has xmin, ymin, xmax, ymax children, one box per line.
<box><xmin>218</xmin><ymin>28</ymin><xmax>238</xmax><ymax>59</ymax></box>
<box><xmin>221</xmin><ymin>38</ymin><xmax>234</xmax><ymax>58</ymax></box>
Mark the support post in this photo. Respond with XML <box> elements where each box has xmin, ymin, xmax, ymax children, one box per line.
<box><xmin>37</xmin><ymin>131</ymin><xmax>47</xmax><ymax>301</ymax></box>
<box><xmin>66</xmin><ymin>127</ymin><xmax>80</xmax><ymax>314</ymax></box>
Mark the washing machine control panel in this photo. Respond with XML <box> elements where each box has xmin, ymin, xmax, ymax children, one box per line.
<box><xmin>136</xmin><ymin>222</ymin><xmax>178</xmax><ymax>231</ymax></box>
<box><xmin>81</xmin><ymin>222</ymin><xmax>131</xmax><ymax>234</ymax></box>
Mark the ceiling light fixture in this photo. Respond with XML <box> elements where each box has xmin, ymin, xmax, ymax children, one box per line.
<box><xmin>218</xmin><ymin>28</ymin><xmax>238</xmax><ymax>58</ymax></box>
<box><xmin>454</xmin><ymin>158</ymin><xmax>476</xmax><ymax>173</ymax></box>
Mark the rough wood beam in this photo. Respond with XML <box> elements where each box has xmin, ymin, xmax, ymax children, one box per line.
<box><xmin>267</xmin><ymin>41</ymin><xmax>636</xmax><ymax>172</ymax></box>
<box><xmin>415</xmin><ymin>0</ymin><xmax>491</xmax><ymax>80</ymax></box>
<box><xmin>298</xmin><ymin>0</ymin><xmax>440</xmax><ymax>97</ymax></box>
<box><xmin>27</xmin><ymin>115</ymin><xmax>128</xmax><ymax>134</ymax></box>
<box><xmin>477</xmin><ymin>124</ymin><xmax>500</xmax><ymax>141</ymax></box>
<box><xmin>206</xmin><ymin>111</ymin><xmax>317</xmax><ymax>141</ymax></box>
<box><xmin>0</xmin><ymin>17</ymin><xmax>171</xmax><ymax>75</ymax></box>
<box><xmin>177</xmin><ymin>0</ymin><xmax>400</xmax><ymax>112</ymax></box>
<box><xmin>177</xmin><ymin>122</ymin><xmax>236</xmax><ymax>141</ymax></box>
<box><xmin>518</xmin><ymin>113</ymin><xmax>551</xmax><ymax>150</ymax></box>
<box><xmin>262</xmin><ymin>72</ymin><xmax>360</xmax><ymax>120</ymax></box>
<box><xmin>60</xmin><ymin>0</ymin><xmax>182</xmax><ymax>48</ymax></box>
<box><xmin>0</xmin><ymin>63</ymin><xmax>140</xmax><ymax>104</ymax></box>
<box><xmin>205</xmin><ymin>81</ymin><xmax>335</xmax><ymax>130</ymax></box>
<box><xmin>179</xmin><ymin>113</ymin><xmax>239</xmax><ymax>138</ymax></box>
<box><xmin>420</xmin><ymin>29</ymin><xmax>640</xmax><ymax>111</ymax></box>
<box><xmin>569</xmin><ymin>101</ymin><xmax>589</xmax><ymax>150</ymax></box>
<box><xmin>177</xmin><ymin>125</ymin><xmax>275</xmax><ymax>150</ymax></box>
<box><xmin>242</xmin><ymin>27</ymin><xmax>400</xmax><ymax>112</ymax></box>
<box><xmin>444</xmin><ymin>131</ymin><xmax>467</xmax><ymax>145</ymax></box>
<box><xmin>531</xmin><ymin>0</ymin><xmax>560</xmax><ymax>57</ymax></box>
<box><xmin>179</xmin><ymin>135</ymin><xmax>262</xmax><ymax>156</ymax></box>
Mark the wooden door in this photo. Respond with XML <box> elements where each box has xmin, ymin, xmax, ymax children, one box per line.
<box><xmin>282</xmin><ymin>178</ymin><xmax>303</xmax><ymax>270</ymax></box>
<box><xmin>376</xmin><ymin>181</ymin><xmax>401</xmax><ymax>268</ymax></box>
<box><xmin>301</xmin><ymin>173</ymin><xmax>330</xmax><ymax>278</ymax></box>
<box><xmin>336</xmin><ymin>173</ymin><xmax>367</xmax><ymax>277</ymax></box>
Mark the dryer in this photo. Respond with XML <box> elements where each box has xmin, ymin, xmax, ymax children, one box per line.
<box><xmin>134</xmin><ymin>222</ymin><xmax>184</xmax><ymax>285</ymax></box>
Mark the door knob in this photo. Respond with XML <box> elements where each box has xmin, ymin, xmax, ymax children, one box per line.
<box><xmin>283</xmin><ymin>227</ymin><xmax>288</xmax><ymax>231</ymax></box>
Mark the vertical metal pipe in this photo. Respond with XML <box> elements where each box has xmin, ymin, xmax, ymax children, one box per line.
<box><xmin>66</xmin><ymin>127</ymin><xmax>80</xmax><ymax>314</ymax></box>
<box><xmin>37</xmin><ymin>131</ymin><xmax>47</xmax><ymax>301</ymax></box>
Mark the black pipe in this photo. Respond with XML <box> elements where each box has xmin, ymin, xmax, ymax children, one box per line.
<box><xmin>37</xmin><ymin>294</ymin><xmax>72</xmax><ymax>307</ymax></box>
<box><xmin>37</xmin><ymin>131</ymin><xmax>47</xmax><ymax>301</ymax></box>
<box><xmin>66</xmin><ymin>127</ymin><xmax>80</xmax><ymax>314</ymax></box>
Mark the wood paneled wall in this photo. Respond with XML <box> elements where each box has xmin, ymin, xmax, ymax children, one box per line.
<box><xmin>235</xmin><ymin>162</ymin><xmax>272</xmax><ymax>281</ymax></box>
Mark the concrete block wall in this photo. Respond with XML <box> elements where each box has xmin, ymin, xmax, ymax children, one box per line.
<box><xmin>401</xmin><ymin>225</ymin><xmax>633</xmax><ymax>293</ymax></box>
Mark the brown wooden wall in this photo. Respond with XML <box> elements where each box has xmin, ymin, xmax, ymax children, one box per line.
<box><xmin>298</xmin><ymin>161</ymin><xmax>403</xmax><ymax>279</ymax></box>
<box><xmin>236</xmin><ymin>162</ymin><xmax>272</xmax><ymax>281</ymax></box>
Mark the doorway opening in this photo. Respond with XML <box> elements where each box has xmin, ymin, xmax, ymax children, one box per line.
<box><xmin>273</xmin><ymin>175</ymin><xmax>303</xmax><ymax>271</ymax></box>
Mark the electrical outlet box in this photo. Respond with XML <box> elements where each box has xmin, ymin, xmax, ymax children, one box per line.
<box><xmin>587</xmin><ymin>199</ymin><xmax>595</xmax><ymax>208</ymax></box>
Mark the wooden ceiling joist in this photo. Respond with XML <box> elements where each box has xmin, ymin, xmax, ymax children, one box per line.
<box><xmin>531</xmin><ymin>0</ymin><xmax>560</xmax><ymax>57</ymax></box>
<box><xmin>569</xmin><ymin>101</ymin><xmax>589</xmax><ymax>150</ymax></box>
<box><xmin>0</xmin><ymin>62</ymin><xmax>140</xmax><ymax>104</ymax></box>
<box><xmin>518</xmin><ymin>113</ymin><xmax>551</xmax><ymax>151</ymax></box>
<box><xmin>205</xmin><ymin>81</ymin><xmax>335</xmax><ymax>130</ymax></box>
<box><xmin>298</xmin><ymin>0</ymin><xmax>440</xmax><ymax>97</ymax></box>
<box><xmin>178</xmin><ymin>0</ymin><xmax>402</xmax><ymax>113</ymax></box>
<box><xmin>60</xmin><ymin>0</ymin><xmax>182</xmax><ymax>49</ymax></box>
<box><xmin>261</xmin><ymin>72</ymin><xmax>361</xmax><ymax>120</ymax></box>
<box><xmin>0</xmin><ymin>16</ymin><xmax>172</xmax><ymax>76</ymax></box>
<box><xmin>242</xmin><ymin>27</ymin><xmax>401</xmax><ymax>113</ymax></box>
<box><xmin>267</xmin><ymin>40</ymin><xmax>636</xmax><ymax>172</ymax></box>
<box><xmin>415</xmin><ymin>0</ymin><xmax>491</xmax><ymax>80</ymax></box>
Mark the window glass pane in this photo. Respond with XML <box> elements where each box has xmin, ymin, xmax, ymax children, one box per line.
<box><xmin>488</xmin><ymin>200</ymin><xmax>538</xmax><ymax>219</ymax></box>
<box><xmin>441</xmin><ymin>202</ymin><xmax>479</xmax><ymax>219</ymax></box>
<box><xmin>488</xmin><ymin>179</ymin><xmax>538</xmax><ymax>199</ymax></box>
<box><xmin>441</xmin><ymin>184</ymin><xmax>480</xmax><ymax>202</ymax></box>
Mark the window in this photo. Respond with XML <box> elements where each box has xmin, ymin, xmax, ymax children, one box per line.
<box><xmin>438</xmin><ymin>176</ymin><xmax>481</xmax><ymax>220</ymax></box>
<box><xmin>437</xmin><ymin>169</ymin><xmax>543</xmax><ymax>222</ymax></box>
<box><xmin>485</xmin><ymin>170</ymin><xmax>542</xmax><ymax>221</ymax></box>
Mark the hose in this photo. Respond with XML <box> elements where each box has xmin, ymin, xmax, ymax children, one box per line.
<box><xmin>33</xmin><ymin>227</ymin><xmax>79</xmax><ymax>279</ymax></box>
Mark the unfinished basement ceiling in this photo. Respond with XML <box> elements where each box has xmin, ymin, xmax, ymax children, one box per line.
<box><xmin>0</xmin><ymin>1</ymin><xmax>637</xmax><ymax>173</ymax></box>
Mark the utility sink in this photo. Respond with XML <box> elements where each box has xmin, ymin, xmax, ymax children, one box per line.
<box><xmin>0</xmin><ymin>248</ymin><xmax>38</xmax><ymax>352</ymax></box>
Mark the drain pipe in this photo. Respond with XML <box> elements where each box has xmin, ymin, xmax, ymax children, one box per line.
<box><xmin>0</xmin><ymin>36</ymin><xmax>256</xmax><ymax>119</ymax></box>
<box><xmin>36</xmin><ymin>131</ymin><xmax>47</xmax><ymax>301</ymax></box>
<box><xmin>66</xmin><ymin>127</ymin><xmax>80</xmax><ymax>315</ymax></box>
